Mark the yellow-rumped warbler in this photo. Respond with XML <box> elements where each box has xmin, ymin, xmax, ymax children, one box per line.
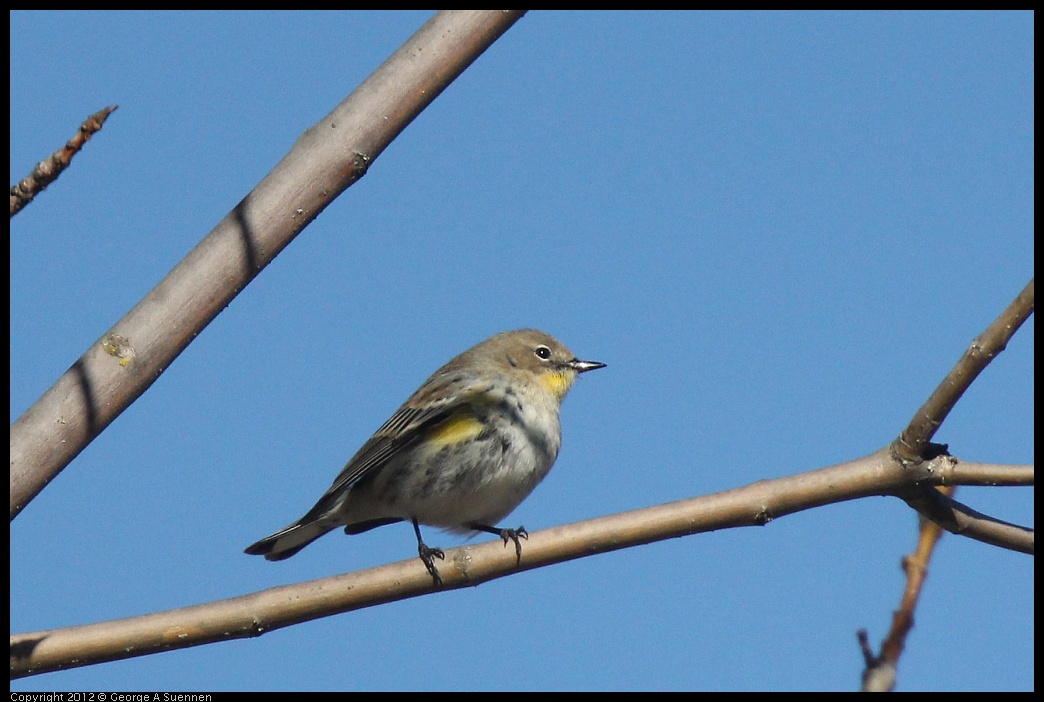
<box><xmin>245</xmin><ymin>328</ymin><xmax>604</xmax><ymax>585</ymax></box>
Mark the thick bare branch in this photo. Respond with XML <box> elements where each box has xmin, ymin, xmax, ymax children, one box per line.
<box><xmin>9</xmin><ymin>11</ymin><xmax>528</xmax><ymax>520</ymax></box>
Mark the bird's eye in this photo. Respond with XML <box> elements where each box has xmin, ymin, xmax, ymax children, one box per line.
<box><xmin>534</xmin><ymin>345</ymin><xmax>552</xmax><ymax>360</ymax></box>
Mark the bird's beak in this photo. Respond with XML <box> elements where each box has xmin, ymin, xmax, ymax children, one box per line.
<box><xmin>571</xmin><ymin>359</ymin><xmax>606</xmax><ymax>374</ymax></box>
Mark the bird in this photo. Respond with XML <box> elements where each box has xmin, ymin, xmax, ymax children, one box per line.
<box><xmin>245</xmin><ymin>328</ymin><xmax>604</xmax><ymax>585</ymax></box>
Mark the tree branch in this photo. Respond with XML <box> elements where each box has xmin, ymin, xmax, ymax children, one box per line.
<box><xmin>899</xmin><ymin>480</ymin><xmax>1033</xmax><ymax>554</ymax></box>
<box><xmin>9</xmin><ymin>10</ymin><xmax>528</xmax><ymax>520</ymax></box>
<box><xmin>893</xmin><ymin>278</ymin><xmax>1034</xmax><ymax>463</ymax></box>
<box><xmin>9</xmin><ymin>105</ymin><xmax>118</xmax><ymax>218</ymax></box>
<box><xmin>9</xmin><ymin>447</ymin><xmax>1030</xmax><ymax>679</ymax></box>
<box><xmin>932</xmin><ymin>460</ymin><xmax>1033</xmax><ymax>486</ymax></box>
<box><xmin>859</xmin><ymin>488</ymin><xmax>953</xmax><ymax>692</ymax></box>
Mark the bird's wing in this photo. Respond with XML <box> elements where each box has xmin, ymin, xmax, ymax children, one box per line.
<box><xmin>286</xmin><ymin>397</ymin><xmax>464</xmax><ymax>528</ymax></box>
<box><xmin>323</xmin><ymin>379</ymin><xmax>478</xmax><ymax>498</ymax></box>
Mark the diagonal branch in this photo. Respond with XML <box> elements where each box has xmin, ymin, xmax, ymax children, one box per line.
<box><xmin>893</xmin><ymin>278</ymin><xmax>1034</xmax><ymax>463</ymax></box>
<box><xmin>9</xmin><ymin>105</ymin><xmax>118</xmax><ymax>218</ymax></box>
<box><xmin>9</xmin><ymin>10</ymin><xmax>528</xmax><ymax>521</ymax></box>
<box><xmin>900</xmin><ymin>480</ymin><xmax>1033</xmax><ymax>553</ymax></box>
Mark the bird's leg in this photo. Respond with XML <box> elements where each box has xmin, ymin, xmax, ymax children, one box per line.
<box><xmin>469</xmin><ymin>523</ymin><xmax>529</xmax><ymax>565</ymax></box>
<box><xmin>412</xmin><ymin>518</ymin><xmax>445</xmax><ymax>587</ymax></box>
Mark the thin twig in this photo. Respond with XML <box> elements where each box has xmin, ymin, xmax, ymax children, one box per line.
<box><xmin>10</xmin><ymin>106</ymin><xmax>118</xmax><ymax>218</ymax></box>
<box><xmin>859</xmin><ymin>487</ymin><xmax>954</xmax><ymax>692</ymax></box>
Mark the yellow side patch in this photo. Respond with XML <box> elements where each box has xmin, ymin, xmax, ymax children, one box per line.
<box><xmin>427</xmin><ymin>412</ymin><xmax>485</xmax><ymax>448</ymax></box>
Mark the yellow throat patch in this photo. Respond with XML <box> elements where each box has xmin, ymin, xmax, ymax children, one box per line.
<box><xmin>538</xmin><ymin>370</ymin><xmax>575</xmax><ymax>402</ymax></box>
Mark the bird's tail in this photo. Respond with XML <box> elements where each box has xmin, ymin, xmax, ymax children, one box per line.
<box><xmin>244</xmin><ymin>519</ymin><xmax>338</xmax><ymax>561</ymax></box>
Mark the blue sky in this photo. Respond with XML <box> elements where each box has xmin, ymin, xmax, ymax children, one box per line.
<box><xmin>10</xmin><ymin>10</ymin><xmax>1033</xmax><ymax>692</ymax></box>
